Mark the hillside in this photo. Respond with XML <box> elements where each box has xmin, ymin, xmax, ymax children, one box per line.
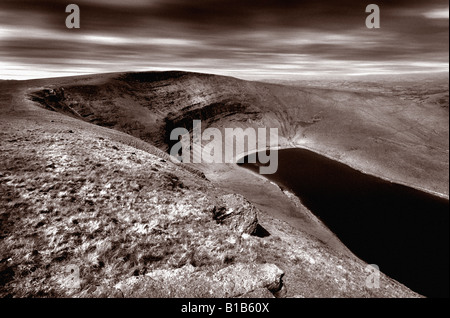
<box><xmin>28</xmin><ymin>71</ymin><xmax>449</xmax><ymax>197</ymax></box>
<box><xmin>2</xmin><ymin>71</ymin><xmax>445</xmax><ymax>298</ymax></box>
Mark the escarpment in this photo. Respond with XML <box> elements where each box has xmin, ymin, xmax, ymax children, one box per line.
<box><xmin>29</xmin><ymin>71</ymin><xmax>448</xmax><ymax>197</ymax></box>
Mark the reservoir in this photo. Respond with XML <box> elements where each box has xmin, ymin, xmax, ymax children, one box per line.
<box><xmin>239</xmin><ymin>148</ymin><xmax>449</xmax><ymax>298</ymax></box>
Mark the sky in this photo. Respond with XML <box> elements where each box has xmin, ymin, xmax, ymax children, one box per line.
<box><xmin>0</xmin><ymin>0</ymin><xmax>448</xmax><ymax>80</ymax></box>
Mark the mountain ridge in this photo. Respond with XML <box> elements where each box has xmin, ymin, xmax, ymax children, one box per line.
<box><xmin>29</xmin><ymin>71</ymin><xmax>449</xmax><ymax>198</ymax></box>
<box><xmin>2</xmin><ymin>70</ymin><xmax>446</xmax><ymax>297</ymax></box>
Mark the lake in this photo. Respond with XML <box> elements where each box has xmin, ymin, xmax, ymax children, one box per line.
<box><xmin>239</xmin><ymin>148</ymin><xmax>449</xmax><ymax>298</ymax></box>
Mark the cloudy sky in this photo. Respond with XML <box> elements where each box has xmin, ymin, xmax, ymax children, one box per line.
<box><xmin>0</xmin><ymin>0</ymin><xmax>448</xmax><ymax>80</ymax></box>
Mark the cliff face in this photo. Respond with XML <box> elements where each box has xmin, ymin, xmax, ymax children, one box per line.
<box><xmin>29</xmin><ymin>71</ymin><xmax>449</xmax><ymax>197</ymax></box>
<box><xmin>1</xmin><ymin>71</ymin><xmax>441</xmax><ymax>298</ymax></box>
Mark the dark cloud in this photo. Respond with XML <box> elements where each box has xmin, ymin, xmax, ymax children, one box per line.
<box><xmin>1</xmin><ymin>0</ymin><xmax>444</xmax><ymax>31</ymax></box>
<box><xmin>0</xmin><ymin>0</ymin><xmax>448</xmax><ymax>79</ymax></box>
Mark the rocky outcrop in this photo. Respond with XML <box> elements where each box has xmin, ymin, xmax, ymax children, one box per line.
<box><xmin>164</xmin><ymin>100</ymin><xmax>260</xmax><ymax>151</ymax></box>
<box><xmin>212</xmin><ymin>194</ymin><xmax>259</xmax><ymax>235</ymax></box>
<box><xmin>114</xmin><ymin>263</ymin><xmax>284</xmax><ymax>298</ymax></box>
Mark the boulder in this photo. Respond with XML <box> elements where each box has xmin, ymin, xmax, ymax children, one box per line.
<box><xmin>213</xmin><ymin>194</ymin><xmax>259</xmax><ymax>235</ymax></box>
<box><xmin>114</xmin><ymin>263</ymin><xmax>285</xmax><ymax>298</ymax></box>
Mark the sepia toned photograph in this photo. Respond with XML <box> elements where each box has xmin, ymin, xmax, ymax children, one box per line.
<box><xmin>0</xmin><ymin>0</ymin><xmax>448</xmax><ymax>304</ymax></box>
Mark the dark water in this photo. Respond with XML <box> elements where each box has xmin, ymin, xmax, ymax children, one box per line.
<box><xmin>239</xmin><ymin>148</ymin><xmax>449</xmax><ymax>298</ymax></box>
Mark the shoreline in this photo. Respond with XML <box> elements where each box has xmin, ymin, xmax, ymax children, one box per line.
<box><xmin>236</xmin><ymin>144</ymin><xmax>450</xmax><ymax>201</ymax></box>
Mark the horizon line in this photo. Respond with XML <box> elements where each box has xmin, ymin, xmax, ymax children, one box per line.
<box><xmin>1</xmin><ymin>69</ymin><xmax>449</xmax><ymax>82</ymax></box>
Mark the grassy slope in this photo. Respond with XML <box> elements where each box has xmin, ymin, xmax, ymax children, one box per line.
<box><xmin>0</xmin><ymin>82</ymin><xmax>236</xmax><ymax>296</ymax></box>
<box><xmin>0</xmin><ymin>75</ymin><xmax>425</xmax><ymax>298</ymax></box>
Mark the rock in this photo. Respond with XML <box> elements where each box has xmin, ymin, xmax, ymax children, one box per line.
<box><xmin>115</xmin><ymin>276</ymin><xmax>166</xmax><ymax>298</ymax></box>
<box><xmin>114</xmin><ymin>263</ymin><xmax>285</xmax><ymax>298</ymax></box>
<box><xmin>212</xmin><ymin>263</ymin><xmax>284</xmax><ymax>297</ymax></box>
<box><xmin>239</xmin><ymin>288</ymin><xmax>275</xmax><ymax>298</ymax></box>
<box><xmin>213</xmin><ymin>194</ymin><xmax>259</xmax><ymax>235</ymax></box>
<box><xmin>78</xmin><ymin>284</ymin><xmax>125</xmax><ymax>298</ymax></box>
